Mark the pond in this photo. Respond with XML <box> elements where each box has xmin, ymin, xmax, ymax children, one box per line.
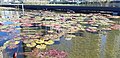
<box><xmin>0</xmin><ymin>10</ymin><xmax>120</xmax><ymax>58</ymax></box>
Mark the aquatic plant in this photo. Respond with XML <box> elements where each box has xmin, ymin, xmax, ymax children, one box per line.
<box><xmin>3</xmin><ymin>40</ymin><xmax>20</xmax><ymax>49</ymax></box>
<box><xmin>21</xmin><ymin>48</ymin><xmax>67</xmax><ymax>58</ymax></box>
<box><xmin>23</xmin><ymin>38</ymin><xmax>54</xmax><ymax>49</ymax></box>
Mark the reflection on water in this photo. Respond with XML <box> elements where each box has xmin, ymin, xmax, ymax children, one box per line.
<box><xmin>50</xmin><ymin>36</ymin><xmax>72</xmax><ymax>52</ymax></box>
<box><xmin>0</xmin><ymin>10</ymin><xmax>20</xmax><ymax>19</ymax></box>
<box><xmin>106</xmin><ymin>30</ymin><xmax>120</xmax><ymax>58</ymax></box>
<box><xmin>0</xmin><ymin>29</ymin><xmax>23</xmax><ymax>58</ymax></box>
<box><xmin>0</xmin><ymin>10</ymin><xmax>120</xmax><ymax>58</ymax></box>
<box><xmin>0</xmin><ymin>10</ymin><xmax>23</xmax><ymax>58</ymax></box>
<box><xmin>100</xmin><ymin>32</ymin><xmax>107</xmax><ymax>58</ymax></box>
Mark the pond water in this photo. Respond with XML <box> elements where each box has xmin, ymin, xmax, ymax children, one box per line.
<box><xmin>0</xmin><ymin>10</ymin><xmax>120</xmax><ymax>58</ymax></box>
<box><xmin>100</xmin><ymin>32</ymin><xmax>107</xmax><ymax>58</ymax></box>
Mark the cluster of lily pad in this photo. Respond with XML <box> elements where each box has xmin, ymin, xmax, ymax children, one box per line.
<box><xmin>38</xmin><ymin>49</ymin><xmax>67</xmax><ymax>58</ymax></box>
<box><xmin>3</xmin><ymin>39</ymin><xmax>20</xmax><ymax>49</ymax></box>
<box><xmin>23</xmin><ymin>38</ymin><xmax>54</xmax><ymax>49</ymax></box>
<box><xmin>2</xmin><ymin>36</ymin><xmax>55</xmax><ymax>50</ymax></box>
<box><xmin>22</xmin><ymin>48</ymin><xmax>68</xmax><ymax>58</ymax></box>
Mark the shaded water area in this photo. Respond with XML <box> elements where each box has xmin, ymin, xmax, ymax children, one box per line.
<box><xmin>0</xmin><ymin>10</ymin><xmax>120</xmax><ymax>58</ymax></box>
